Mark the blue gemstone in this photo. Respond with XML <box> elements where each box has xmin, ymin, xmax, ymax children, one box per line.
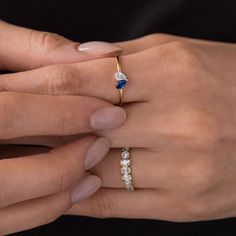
<box><xmin>115</xmin><ymin>80</ymin><xmax>127</xmax><ymax>89</ymax></box>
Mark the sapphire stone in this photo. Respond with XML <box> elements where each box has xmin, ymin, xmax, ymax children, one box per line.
<box><xmin>115</xmin><ymin>80</ymin><xmax>127</xmax><ymax>89</ymax></box>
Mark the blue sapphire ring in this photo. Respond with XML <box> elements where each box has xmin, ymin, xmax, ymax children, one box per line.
<box><xmin>114</xmin><ymin>56</ymin><xmax>128</xmax><ymax>105</ymax></box>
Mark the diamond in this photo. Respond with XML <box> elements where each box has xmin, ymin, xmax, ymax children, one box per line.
<box><xmin>120</xmin><ymin>159</ymin><xmax>130</xmax><ymax>166</ymax></box>
<box><xmin>121</xmin><ymin>150</ymin><xmax>129</xmax><ymax>159</ymax></box>
<box><xmin>114</xmin><ymin>72</ymin><xmax>127</xmax><ymax>81</ymax></box>
<box><xmin>121</xmin><ymin>167</ymin><xmax>131</xmax><ymax>174</ymax></box>
<box><xmin>122</xmin><ymin>174</ymin><xmax>132</xmax><ymax>182</ymax></box>
<box><xmin>127</xmin><ymin>186</ymin><xmax>134</xmax><ymax>191</ymax></box>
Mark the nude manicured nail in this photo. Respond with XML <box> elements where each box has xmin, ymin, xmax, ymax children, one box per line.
<box><xmin>71</xmin><ymin>175</ymin><xmax>101</xmax><ymax>204</ymax></box>
<box><xmin>78</xmin><ymin>41</ymin><xmax>123</xmax><ymax>56</ymax></box>
<box><xmin>90</xmin><ymin>106</ymin><xmax>126</xmax><ymax>130</ymax></box>
<box><xmin>84</xmin><ymin>137</ymin><xmax>110</xmax><ymax>170</ymax></box>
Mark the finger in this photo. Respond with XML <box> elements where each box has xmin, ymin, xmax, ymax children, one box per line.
<box><xmin>97</xmin><ymin>102</ymin><xmax>162</xmax><ymax>148</ymax></box>
<box><xmin>0</xmin><ymin>175</ymin><xmax>101</xmax><ymax>235</ymax></box>
<box><xmin>66</xmin><ymin>188</ymin><xmax>171</xmax><ymax>220</ymax></box>
<box><xmin>0</xmin><ymin>20</ymin><xmax>119</xmax><ymax>71</ymax></box>
<box><xmin>0</xmin><ymin>47</ymin><xmax>156</xmax><ymax>103</ymax></box>
<box><xmin>0</xmin><ymin>92</ymin><xmax>126</xmax><ymax>139</ymax></box>
<box><xmin>89</xmin><ymin>148</ymin><xmax>179</xmax><ymax>189</ymax></box>
<box><xmin>0</xmin><ymin>136</ymin><xmax>109</xmax><ymax>207</ymax></box>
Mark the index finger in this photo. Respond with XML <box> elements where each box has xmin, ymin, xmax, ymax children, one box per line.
<box><xmin>0</xmin><ymin>136</ymin><xmax>109</xmax><ymax>208</ymax></box>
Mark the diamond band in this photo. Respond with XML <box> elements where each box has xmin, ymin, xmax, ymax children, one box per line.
<box><xmin>114</xmin><ymin>56</ymin><xmax>128</xmax><ymax>105</ymax></box>
<box><xmin>120</xmin><ymin>148</ymin><xmax>134</xmax><ymax>191</ymax></box>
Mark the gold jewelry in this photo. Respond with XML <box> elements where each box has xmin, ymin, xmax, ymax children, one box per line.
<box><xmin>120</xmin><ymin>147</ymin><xmax>134</xmax><ymax>191</ymax></box>
<box><xmin>114</xmin><ymin>56</ymin><xmax>128</xmax><ymax>105</ymax></box>
<box><xmin>114</xmin><ymin>56</ymin><xmax>133</xmax><ymax>191</ymax></box>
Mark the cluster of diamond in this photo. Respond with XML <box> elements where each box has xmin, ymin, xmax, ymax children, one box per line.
<box><xmin>114</xmin><ymin>71</ymin><xmax>128</xmax><ymax>89</ymax></box>
<box><xmin>120</xmin><ymin>147</ymin><xmax>134</xmax><ymax>191</ymax></box>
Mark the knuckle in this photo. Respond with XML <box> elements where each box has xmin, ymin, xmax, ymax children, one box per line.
<box><xmin>52</xmin><ymin>157</ymin><xmax>77</xmax><ymax>192</ymax></box>
<box><xmin>141</xmin><ymin>33</ymin><xmax>174</xmax><ymax>45</ymax></box>
<box><xmin>92</xmin><ymin>194</ymin><xmax>114</xmax><ymax>218</ymax></box>
<box><xmin>56</xmin><ymin>101</ymin><xmax>79</xmax><ymax>135</ymax></box>
<box><xmin>43</xmin><ymin>195</ymin><xmax>71</xmax><ymax>224</ymax></box>
<box><xmin>166</xmin><ymin>41</ymin><xmax>204</xmax><ymax>87</ymax></box>
<box><xmin>55</xmin><ymin>165</ymin><xmax>70</xmax><ymax>192</ymax></box>
<box><xmin>39</xmin><ymin>31</ymin><xmax>67</xmax><ymax>54</ymax></box>
<box><xmin>49</xmin><ymin>146</ymin><xmax>84</xmax><ymax>192</ymax></box>
<box><xmin>29</xmin><ymin>30</ymin><xmax>67</xmax><ymax>60</ymax></box>
<box><xmin>181</xmin><ymin>160</ymin><xmax>216</xmax><ymax>193</ymax></box>
<box><xmin>171</xmin><ymin>109</ymin><xmax>220</xmax><ymax>148</ymax></box>
<box><xmin>47</xmin><ymin>65</ymin><xmax>78</xmax><ymax>95</ymax></box>
<box><xmin>170</xmin><ymin>41</ymin><xmax>200</xmax><ymax>67</ymax></box>
<box><xmin>0</xmin><ymin>93</ymin><xmax>17</xmax><ymax>139</ymax></box>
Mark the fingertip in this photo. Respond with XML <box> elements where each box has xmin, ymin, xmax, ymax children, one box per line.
<box><xmin>90</xmin><ymin>106</ymin><xmax>127</xmax><ymax>130</ymax></box>
<box><xmin>71</xmin><ymin>175</ymin><xmax>102</xmax><ymax>204</ymax></box>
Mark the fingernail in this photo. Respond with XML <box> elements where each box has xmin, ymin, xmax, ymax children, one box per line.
<box><xmin>78</xmin><ymin>41</ymin><xmax>123</xmax><ymax>56</ymax></box>
<box><xmin>90</xmin><ymin>106</ymin><xmax>126</xmax><ymax>130</ymax></box>
<box><xmin>84</xmin><ymin>137</ymin><xmax>110</xmax><ymax>170</ymax></box>
<box><xmin>71</xmin><ymin>175</ymin><xmax>101</xmax><ymax>204</ymax></box>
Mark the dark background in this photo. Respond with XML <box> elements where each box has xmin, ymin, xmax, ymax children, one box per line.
<box><xmin>1</xmin><ymin>0</ymin><xmax>236</xmax><ymax>235</ymax></box>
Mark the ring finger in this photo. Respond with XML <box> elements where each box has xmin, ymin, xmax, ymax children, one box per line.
<box><xmin>0</xmin><ymin>48</ymin><xmax>154</xmax><ymax>104</ymax></box>
<box><xmin>90</xmin><ymin>148</ymin><xmax>177</xmax><ymax>189</ymax></box>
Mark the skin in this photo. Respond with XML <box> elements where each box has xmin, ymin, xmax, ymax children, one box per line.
<box><xmin>1</xmin><ymin>21</ymin><xmax>236</xmax><ymax>232</ymax></box>
<box><xmin>0</xmin><ymin>21</ymin><xmax>126</xmax><ymax>234</ymax></box>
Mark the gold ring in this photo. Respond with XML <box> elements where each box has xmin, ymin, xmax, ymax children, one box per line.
<box><xmin>114</xmin><ymin>56</ymin><xmax>128</xmax><ymax>105</ymax></box>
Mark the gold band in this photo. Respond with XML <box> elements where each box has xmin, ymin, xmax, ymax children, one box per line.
<box><xmin>116</xmin><ymin>55</ymin><xmax>121</xmax><ymax>72</ymax></box>
<box><xmin>114</xmin><ymin>56</ymin><xmax>128</xmax><ymax>106</ymax></box>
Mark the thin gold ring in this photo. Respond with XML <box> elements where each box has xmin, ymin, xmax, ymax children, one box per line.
<box><xmin>114</xmin><ymin>56</ymin><xmax>128</xmax><ymax>105</ymax></box>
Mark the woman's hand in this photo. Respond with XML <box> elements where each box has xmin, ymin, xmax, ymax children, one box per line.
<box><xmin>0</xmin><ymin>136</ymin><xmax>111</xmax><ymax>235</ymax></box>
<box><xmin>2</xmin><ymin>23</ymin><xmax>236</xmax><ymax>222</ymax></box>
<box><xmin>9</xmin><ymin>33</ymin><xmax>236</xmax><ymax>222</ymax></box>
<box><xmin>0</xmin><ymin>21</ymin><xmax>125</xmax><ymax>146</ymax></box>
<box><xmin>0</xmin><ymin>21</ymin><xmax>127</xmax><ymax>234</ymax></box>
<box><xmin>65</xmin><ymin>36</ymin><xmax>236</xmax><ymax>222</ymax></box>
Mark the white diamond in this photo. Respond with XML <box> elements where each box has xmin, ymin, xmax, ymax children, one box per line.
<box><xmin>114</xmin><ymin>72</ymin><xmax>127</xmax><ymax>81</ymax></box>
<box><xmin>121</xmin><ymin>150</ymin><xmax>129</xmax><ymax>159</ymax></box>
<box><xmin>127</xmin><ymin>186</ymin><xmax>134</xmax><ymax>191</ymax></box>
<box><xmin>122</xmin><ymin>174</ymin><xmax>132</xmax><ymax>182</ymax></box>
<box><xmin>121</xmin><ymin>167</ymin><xmax>131</xmax><ymax>174</ymax></box>
<box><xmin>120</xmin><ymin>159</ymin><xmax>130</xmax><ymax>166</ymax></box>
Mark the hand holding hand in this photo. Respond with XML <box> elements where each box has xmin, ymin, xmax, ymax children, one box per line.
<box><xmin>0</xmin><ymin>21</ymin><xmax>125</xmax><ymax>234</ymax></box>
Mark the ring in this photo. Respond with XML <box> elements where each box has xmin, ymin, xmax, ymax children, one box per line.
<box><xmin>120</xmin><ymin>147</ymin><xmax>134</xmax><ymax>191</ymax></box>
<box><xmin>114</xmin><ymin>55</ymin><xmax>133</xmax><ymax>191</ymax></box>
<box><xmin>114</xmin><ymin>56</ymin><xmax>128</xmax><ymax>105</ymax></box>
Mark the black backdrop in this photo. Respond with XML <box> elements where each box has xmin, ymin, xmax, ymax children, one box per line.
<box><xmin>1</xmin><ymin>0</ymin><xmax>236</xmax><ymax>235</ymax></box>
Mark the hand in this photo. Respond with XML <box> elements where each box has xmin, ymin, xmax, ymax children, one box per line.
<box><xmin>2</xmin><ymin>28</ymin><xmax>236</xmax><ymax>221</ymax></box>
<box><xmin>0</xmin><ymin>136</ymin><xmax>111</xmax><ymax>235</ymax></box>
<box><xmin>8</xmin><ymin>33</ymin><xmax>236</xmax><ymax>222</ymax></box>
<box><xmin>0</xmin><ymin>20</ymin><xmax>125</xmax><ymax>146</ymax></box>
<box><xmin>0</xmin><ymin>21</ymin><xmax>126</xmax><ymax>234</ymax></box>
<box><xmin>67</xmin><ymin>36</ymin><xmax>236</xmax><ymax>221</ymax></box>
